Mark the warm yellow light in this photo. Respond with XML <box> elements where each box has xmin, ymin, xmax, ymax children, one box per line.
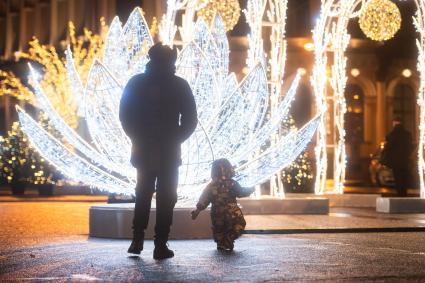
<box><xmin>197</xmin><ymin>0</ymin><xmax>240</xmax><ymax>31</ymax></box>
<box><xmin>353</xmin><ymin>94</ymin><xmax>359</xmax><ymax>100</ymax></box>
<box><xmin>359</xmin><ymin>0</ymin><xmax>401</xmax><ymax>41</ymax></box>
<box><xmin>402</xmin><ymin>68</ymin><xmax>412</xmax><ymax>78</ymax></box>
<box><xmin>304</xmin><ymin>42</ymin><xmax>314</xmax><ymax>52</ymax></box>
<box><xmin>350</xmin><ymin>68</ymin><xmax>360</xmax><ymax>77</ymax></box>
<box><xmin>297</xmin><ymin>68</ymin><xmax>307</xmax><ymax>76</ymax></box>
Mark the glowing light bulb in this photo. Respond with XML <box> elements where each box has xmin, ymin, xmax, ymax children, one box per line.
<box><xmin>350</xmin><ymin>68</ymin><xmax>360</xmax><ymax>77</ymax></box>
<box><xmin>402</xmin><ymin>68</ymin><xmax>412</xmax><ymax>78</ymax></box>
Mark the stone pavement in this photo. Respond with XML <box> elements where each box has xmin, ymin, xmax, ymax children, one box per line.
<box><xmin>2</xmin><ymin>202</ymin><xmax>425</xmax><ymax>252</ymax></box>
<box><xmin>1</xmin><ymin>233</ymin><xmax>425</xmax><ymax>282</ymax></box>
<box><xmin>1</xmin><ymin>201</ymin><xmax>425</xmax><ymax>281</ymax></box>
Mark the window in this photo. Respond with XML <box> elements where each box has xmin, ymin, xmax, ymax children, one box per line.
<box><xmin>393</xmin><ymin>84</ymin><xmax>416</xmax><ymax>136</ymax></box>
<box><xmin>345</xmin><ymin>84</ymin><xmax>364</xmax><ymax>143</ymax></box>
<box><xmin>290</xmin><ymin>84</ymin><xmax>312</xmax><ymax>128</ymax></box>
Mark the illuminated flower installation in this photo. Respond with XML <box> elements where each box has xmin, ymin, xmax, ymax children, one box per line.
<box><xmin>16</xmin><ymin>7</ymin><xmax>320</xmax><ymax>205</ymax></box>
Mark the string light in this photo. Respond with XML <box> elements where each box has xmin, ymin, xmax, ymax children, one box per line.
<box><xmin>359</xmin><ymin>0</ymin><xmax>401</xmax><ymax>41</ymax></box>
<box><xmin>18</xmin><ymin>4</ymin><xmax>319</xmax><ymax>206</ymax></box>
<box><xmin>0</xmin><ymin>122</ymin><xmax>54</xmax><ymax>186</ymax></box>
<box><xmin>402</xmin><ymin>68</ymin><xmax>412</xmax><ymax>78</ymax></box>
<box><xmin>351</xmin><ymin>68</ymin><xmax>360</xmax><ymax>77</ymax></box>
<box><xmin>414</xmin><ymin>1</ymin><xmax>425</xmax><ymax>199</ymax></box>
<box><xmin>312</xmin><ymin>0</ymin><xmax>425</xmax><ymax>200</ymax></box>
<box><xmin>197</xmin><ymin>0</ymin><xmax>240</xmax><ymax>31</ymax></box>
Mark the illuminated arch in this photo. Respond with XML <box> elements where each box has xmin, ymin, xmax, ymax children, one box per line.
<box><xmin>311</xmin><ymin>0</ymin><xmax>425</xmax><ymax>198</ymax></box>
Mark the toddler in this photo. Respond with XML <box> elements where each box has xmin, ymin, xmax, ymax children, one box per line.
<box><xmin>191</xmin><ymin>158</ymin><xmax>254</xmax><ymax>251</ymax></box>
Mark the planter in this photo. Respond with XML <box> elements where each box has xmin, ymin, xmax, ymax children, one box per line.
<box><xmin>10</xmin><ymin>182</ymin><xmax>26</xmax><ymax>195</ymax></box>
<box><xmin>37</xmin><ymin>183</ymin><xmax>54</xmax><ymax>196</ymax></box>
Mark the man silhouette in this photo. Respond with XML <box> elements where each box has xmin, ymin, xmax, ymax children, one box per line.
<box><xmin>383</xmin><ymin>116</ymin><xmax>414</xmax><ymax>197</ymax></box>
<box><xmin>119</xmin><ymin>43</ymin><xmax>197</xmax><ymax>259</ymax></box>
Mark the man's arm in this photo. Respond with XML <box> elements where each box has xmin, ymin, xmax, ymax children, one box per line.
<box><xmin>179</xmin><ymin>80</ymin><xmax>198</xmax><ymax>142</ymax></box>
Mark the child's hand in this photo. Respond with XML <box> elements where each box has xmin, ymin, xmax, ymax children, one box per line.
<box><xmin>191</xmin><ymin>209</ymin><xmax>200</xmax><ymax>220</ymax></box>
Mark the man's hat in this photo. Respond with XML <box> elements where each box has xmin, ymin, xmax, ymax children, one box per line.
<box><xmin>148</xmin><ymin>43</ymin><xmax>177</xmax><ymax>65</ymax></box>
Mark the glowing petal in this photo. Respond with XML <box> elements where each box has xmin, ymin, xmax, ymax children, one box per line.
<box><xmin>84</xmin><ymin>60</ymin><xmax>133</xmax><ymax>170</ymax></box>
<box><xmin>232</xmin><ymin>73</ymin><xmax>301</xmax><ymax>163</ymax></box>
<box><xmin>180</xmin><ymin>121</ymin><xmax>214</xmax><ymax>186</ymax></box>
<box><xmin>27</xmin><ymin>64</ymin><xmax>129</xmax><ymax>178</ymax></box>
<box><xmin>223</xmin><ymin>73</ymin><xmax>238</xmax><ymax>104</ymax></box>
<box><xmin>103</xmin><ymin>17</ymin><xmax>128</xmax><ymax>83</ymax></box>
<box><xmin>236</xmin><ymin>115</ymin><xmax>321</xmax><ymax>187</ymax></box>
<box><xmin>193</xmin><ymin>19</ymin><xmax>222</xmax><ymax>76</ymax></box>
<box><xmin>65</xmin><ymin>47</ymin><xmax>84</xmax><ymax>116</ymax></box>
<box><xmin>211</xmin><ymin>15</ymin><xmax>230</xmax><ymax>82</ymax></box>
<box><xmin>209</xmin><ymin>63</ymin><xmax>269</xmax><ymax>157</ymax></box>
<box><xmin>176</xmin><ymin>42</ymin><xmax>220</xmax><ymax>126</ymax></box>
<box><xmin>17</xmin><ymin>106</ymin><xmax>133</xmax><ymax>194</ymax></box>
<box><xmin>123</xmin><ymin>7</ymin><xmax>154</xmax><ymax>79</ymax></box>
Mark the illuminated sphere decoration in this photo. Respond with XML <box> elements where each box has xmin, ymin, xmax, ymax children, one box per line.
<box><xmin>197</xmin><ymin>0</ymin><xmax>240</xmax><ymax>31</ymax></box>
<box><xmin>359</xmin><ymin>0</ymin><xmax>401</xmax><ymax>41</ymax></box>
<box><xmin>16</xmin><ymin>7</ymin><xmax>319</xmax><ymax>206</ymax></box>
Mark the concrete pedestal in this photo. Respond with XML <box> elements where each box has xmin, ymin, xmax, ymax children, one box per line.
<box><xmin>89</xmin><ymin>204</ymin><xmax>212</xmax><ymax>239</ymax></box>
<box><xmin>238</xmin><ymin>196</ymin><xmax>329</xmax><ymax>214</ymax></box>
<box><xmin>376</xmin><ymin>197</ymin><xmax>425</xmax><ymax>213</ymax></box>
<box><xmin>287</xmin><ymin>193</ymin><xmax>380</xmax><ymax>208</ymax></box>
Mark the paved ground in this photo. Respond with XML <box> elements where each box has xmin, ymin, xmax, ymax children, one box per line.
<box><xmin>2</xmin><ymin>201</ymin><xmax>425</xmax><ymax>282</ymax></box>
<box><xmin>1</xmin><ymin>233</ymin><xmax>425</xmax><ymax>282</ymax></box>
<box><xmin>2</xmin><ymin>202</ymin><xmax>425</xmax><ymax>251</ymax></box>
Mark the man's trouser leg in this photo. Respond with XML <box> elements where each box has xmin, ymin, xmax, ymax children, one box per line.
<box><xmin>154</xmin><ymin>166</ymin><xmax>178</xmax><ymax>246</ymax></box>
<box><xmin>133</xmin><ymin>169</ymin><xmax>156</xmax><ymax>236</ymax></box>
<box><xmin>393</xmin><ymin>166</ymin><xmax>409</xmax><ymax>197</ymax></box>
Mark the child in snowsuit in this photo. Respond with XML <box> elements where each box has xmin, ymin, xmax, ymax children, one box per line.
<box><xmin>191</xmin><ymin>158</ymin><xmax>255</xmax><ymax>251</ymax></box>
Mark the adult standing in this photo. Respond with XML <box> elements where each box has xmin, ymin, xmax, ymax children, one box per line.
<box><xmin>382</xmin><ymin>117</ymin><xmax>414</xmax><ymax>197</ymax></box>
<box><xmin>119</xmin><ymin>43</ymin><xmax>197</xmax><ymax>259</ymax></box>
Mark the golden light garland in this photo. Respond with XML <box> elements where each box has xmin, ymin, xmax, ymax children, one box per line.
<box><xmin>359</xmin><ymin>0</ymin><xmax>401</xmax><ymax>41</ymax></box>
<box><xmin>0</xmin><ymin>19</ymin><xmax>107</xmax><ymax>129</ymax></box>
<box><xmin>197</xmin><ymin>0</ymin><xmax>240</xmax><ymax>31</ymax></box>
<box><xmin>0</xmin><ymin>70</ymin><xmax>35</xmax><ymax>104</ymax></box>
<box><xmin>1</xmin><ymin>16</ymin><xmax>161</xmax><ymax>129</ymax></box>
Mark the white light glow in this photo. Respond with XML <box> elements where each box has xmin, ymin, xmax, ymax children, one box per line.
<box><xmin>298</xmin><ymin>68</ymin><xmax>307</xmax><ymax>76</ymax></box>
<box><xmin>350</xmin><ymin>68</ymin><xmax>360</xmax><ymax>77</ymax></box>
<box><xmin>312</xmin><ymin>0</ymin><xmax>425</xmax><ymax>199</ymax></box>
<box><xmin>18</xmin><ymin>3</ymin><xmax>320</xmax><ymax>205</ymax></box>
<box><xmin>402</xmin><ymin>68</ymin><xmax>412</xmax><ymax>78</ymax></box>
<box><xmin>304</xmin><ymin>42</ymin><xmax>315</xmax><ymax>52</ymax></box>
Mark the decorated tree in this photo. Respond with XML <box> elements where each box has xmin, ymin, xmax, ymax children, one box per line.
<box><xmin>281</xmin><ymin>116</ymin><xmax>314</xmax><ymax>192</ymax></box>
<box><xmin>0</xmin><ymin>121</ymin><xmax>55</xmax><ymax>194</ymax></box>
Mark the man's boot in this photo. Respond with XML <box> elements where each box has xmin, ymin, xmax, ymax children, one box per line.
<box><xmin>128</xmin><ymin>231</ymin><xmax>144</xmax><ymax>255</ymax></box>
<box><xmin>153</xmin><ymin>238</ymin><xmax>174</xmax><ymax>260</ymax></box>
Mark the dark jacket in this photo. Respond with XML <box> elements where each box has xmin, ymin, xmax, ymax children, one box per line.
<box><xmin>383</xmin><ymin>124</ymin><xmax>414</xmax><ymax>169</ymax></box>
<box><xmin>119</xmin><ymin>62</ymin><xmax>197</xmax><ymax>169</ymax></box>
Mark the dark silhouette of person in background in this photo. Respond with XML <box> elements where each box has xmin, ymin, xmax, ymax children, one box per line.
<box><xmin>382</xmin><ymin>116</ymin><xmax>414</xmax><ymax>197</ymax></box>
<box><xmin>119</xmin><ymin>43</ymin><xmax>197</xmax><ymax>259</ymax></box>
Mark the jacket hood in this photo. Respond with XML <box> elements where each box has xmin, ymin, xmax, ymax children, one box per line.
<box><xmin>146</xmin><ymin>43</ymin><xmax>177</xmax><ymax>75</ymax></box>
